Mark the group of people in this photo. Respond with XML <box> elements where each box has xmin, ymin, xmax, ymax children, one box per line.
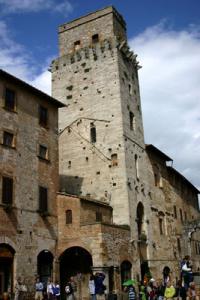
<box><xmin>13</xmin><ymin>256</ymin><xmax>199</xmax><ymax>300</ymax></box>
<box><xmin>124</xmin><ymin>255</ymin><xmax>199</xmax><ymax>300</ymax></box>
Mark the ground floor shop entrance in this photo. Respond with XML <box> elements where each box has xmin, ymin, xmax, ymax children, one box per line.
<box><xmin>0</xmin><ymin>244</ymin><xmax>15</xmax><ymax>300</ymax></box>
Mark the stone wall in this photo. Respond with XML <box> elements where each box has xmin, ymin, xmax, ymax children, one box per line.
<box><xmin>0</xmin><ymin>73</ymin><xmax>60</xmax><ymax>297</ymax></box>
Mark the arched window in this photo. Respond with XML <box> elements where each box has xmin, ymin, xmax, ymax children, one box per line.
<box><xmin>66</xmin><ymin>210</ymin><xmax>72</xmax><ymax>224</ymax></box>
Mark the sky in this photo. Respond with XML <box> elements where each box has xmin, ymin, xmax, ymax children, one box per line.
<box><xmin>0</xmin><ymin>0</ymin><xmax>200</xmax><ymax>191</ymax></box>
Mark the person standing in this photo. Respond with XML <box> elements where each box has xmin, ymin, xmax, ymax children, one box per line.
<box><xmin>94</xmin><ymin>272</ymin><xmax>106</xmax><ymax>300</ymax></box>
<box><xmin>35</xmin><ymin>278</ymin><xmax>44</xmax><ymax>300</ymax></box>
<box><xmin>52</xmin><ymin>281</ymin><xmax>60</xmax><ymax>300</ymax></box>
<box><xmin>65</xmin><ymin>280</ymin><xmax>74</xmax><ymax>300</ymax></box>
<box><xmin>14</xmin><ymin>277</ymin><xmax>27</xmax><ymax>300</ymax></box>
<box><xmin>128</xmin><ymin>285</ymin><xmax>136</xmax><ymax>300</ymax></box>
<box><xmin>89</xmin><ymin>275</ymin><xmax>96</xmax><ymax>300</ymax></box>
<box><xmin>47</xmin><ymin>279</ymin><xmax>54</xmax><ymax>300</ymax></box>
<box><xmin>164</xmin><ymin>281</ymin><xmax>175</xmax><ymax>300</ymax></box>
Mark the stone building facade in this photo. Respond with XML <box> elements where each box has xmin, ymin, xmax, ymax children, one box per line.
<box><xmin>0</xmin><ymin>69</ymin><xmax>64</xmax><ymax>300</ymax></box>
<box><xmin>0</xmin><ymin>5</ymin><xmax>200</xmax><ymax>300</ymax></box>
<box><xmin>51</xmin><ymin>5</ymin><xmax>200</xmax><ymax>298</ymax></box>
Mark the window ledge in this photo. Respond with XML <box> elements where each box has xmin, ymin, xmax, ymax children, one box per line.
<box><xmin>38</xmin><ymin>156</ymin><xmax>50</xmax><ymax>163</ymax></box>
<box><xmin>3</xmin><ymin>106</ymin><xmax>18</xmax><ymax>113</ymax></box>
<box><xmin>1</xmin><ymin>203</ymin><xmax>13</xmax><ymax>212</ymax></box>
<box><xmin>1</xmin><ymin>143</ymin><xmax>16</xmax><ymax>149</ymax></box>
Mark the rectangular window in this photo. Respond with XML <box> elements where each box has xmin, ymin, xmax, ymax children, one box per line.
<box><xmin>39</xmin><ymin>186</ymin><xmax>48</xmax><ymax>213</ymax></box>
<box><xmin>90</xmin><ymin>123</ymin><xmax>96</xmax><ymax>143</ymax></box>
<box><xmin>4</xmin><ymin>88</ymin><xmax>16</xmax><ymax>111</ymax></box>
<box><xmin>111</xmin><ymin>154</ymin><xmax>118</xmax><ymax>167</ymax></box>
<box><xmin>2</xmin><ymin>176</ymin><xmax>13</xmax><ymax>205</ymax></box>
<box><xmin>92</xmin><ymin>34</ymin><xmax>99</xmax><ymax>44</ymax></box>
<box><xmin>3</xmin><ymin>131</ymin><xmax>15</xmax><ymax>148</ymax></box>
<box><xmin>173</xmin><ymin>205</ymin><xmax>177</xmax><ymax>219</ymax></box>
<box><xmin>74</xmin><ymin>40</ymin><xmax>80</xmax><ymax>50</ymax></box>
<box><xmin>66</xmin><ymin>210</ymin><xmax>72</xmax><ymax>224</ymax></box>
<box><xmin>39</xmin><ymin>145</ymin><xmax>48</xmax><ymax>160</ymax></box>
<box><xmin>39</xmin><ymin>105</ymin><xmax>48</xmax><ymax>127</ymax></box>
<box><xmin>96</xmin><ymin>211</ymin><xmax>102</xmax><ymax>222</ymax></box>
<box><xmin>159</xmin><ymin>218</ymin><xmax>163</xmax><ymax>235</ymax></box>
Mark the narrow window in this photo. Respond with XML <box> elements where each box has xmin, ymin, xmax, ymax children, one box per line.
<box><xmin>90</xmin><ymin>123</ymin><xmax>96</xmax><ymax>143</ymax></box>
<box><xmin>180</xmin><ymin>209</ymin><xmax>183</xmax><ymax>222</ymax></box>
<box><xmin>2</xmin><ymin>176</ymin><xmax>13</xmax><ymax>205</ymax></box>
<box><xmin>177</xmin><ymin>238</ymin><xmax>181</xmax><ymax>253</ymax></box>
<box><xmin>111</xmin><ymin>154</ymin><xmax>118</xmax><ymax>167</ymax></box>
<box><xmin>159</xmin><ymin>218</ymin><xmax>163</xmax><ymax>235</ymax></box>
<box><xmin>173</xmin><ymin>205</ymin><xmax>177</xmax><ymax>219</ymax></box>
<box><xmin>66</xmin><ymin>210</ymin><xmax>72</xmax><ymax>224</ymax></box>
<box><xmin>92</xmin><ymin>34</ymin><xmax>99</xmax><ymax>44</ymax></box>
<box><xmin>74</xmin><ymin>40</ymin><xmax>80</xmax><ymax>51</ymax></box>
<box><xmin>39</xmin><ymin>186</ymin><xmax>48</xmax><ymax>213</ymax></box>
<box><xmin>134</xmin><ymin>154</ymin><xmax>139</xmax><ymax>179</ymax></box>
<box><xmin>39</xmin><ymin>105</ymin><xmax>48</xmax><ymax>127</ymax></box>
<box><xmin>39</xmin><ymin>145</ymin><xmax>48</xmax><ymax>160</ymax></box>
<box><xmin>4</xmin><ymin>88</ymin><xmax>16</xmax><ymax>111</ymax></box>
<box><xmin>154</xmin><ymin>164</ymin><xmax>163</xmax><ymax>187</ymax></box>
<box><xmin>128</xmin><ymin>84</ymin><xmax>132</xmax><ymax>95</ymax></box>
<box><xmin>129</xmin><ymin>112</ymin><xmax>135</xmax><ymax>131</ymax></box>
<box><xmin>3</xmin><ymin>131</ymin><xmax>14</xmax><ymax>148</ymax></box>
<box><xmin>96</xmin><ymin>211</ymin><xmax>102</xmax><ymax>222</ymax></box>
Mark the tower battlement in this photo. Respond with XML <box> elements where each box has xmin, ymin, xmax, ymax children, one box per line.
<box><xmin>58</xmin><ymin>6</ymin><xmax>127</xmax><ymax>56</ymax></box>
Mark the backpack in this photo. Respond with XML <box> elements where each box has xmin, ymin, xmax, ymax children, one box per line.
<box><xmin>65</xmin><ymin>284</ymin><xmax>72</xmax><ymax>295</ymax></box>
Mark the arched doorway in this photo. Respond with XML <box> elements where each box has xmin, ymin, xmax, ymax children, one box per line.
<box><xmin>59</xmin><ymin>247</ymin><xmax>92</xmax><ymax>300</ymax></box>
<box><xmin>0</xmin><ymin>244</ymin><xmax>15</xmax><ymax>300</ymax></box>
<box><xmin>136</xmin><ymin>202</ymin><xmax>148</xmax><ymax>281</ymax></box>
<box><xmin>37</xmin><ymin>250</ymin><xmax>53</xmax><ymax>287</ymax></box>
<box><xmin>120</xmin><ymin>261</ymin><xmax>132</xmax><ymax>285</ymax></box>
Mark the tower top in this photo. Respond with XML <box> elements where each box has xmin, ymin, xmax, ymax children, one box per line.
<box><xmin>58</xmin><ymin>6</ymin><xmax>127</xmax><ymax>56</ymax></box>
<box><xmin>59</xmin><ymin>6</ymin><xmax>126</xmax><ymax>33</ymax></box>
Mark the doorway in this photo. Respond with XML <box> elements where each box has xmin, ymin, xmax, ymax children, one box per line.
<box><xmin>0</xmin><ymin>244</ymin><xmax>15</xmax><ymax>300</ymax></box>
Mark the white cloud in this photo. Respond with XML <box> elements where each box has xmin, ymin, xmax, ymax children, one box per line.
<box><xmin>130</xmin><ymin>23</ymin><xmax>200</xmax><ymax>189</ymax></box>
<box><xmin>0</xmin><ymin>0</ymin><xmax>73</xmax><ymax>16</ymax></box>
<box><xmin>0</xmin><ymin>20</ymin><xmax>51</xmax><ymax>94</ymax></box>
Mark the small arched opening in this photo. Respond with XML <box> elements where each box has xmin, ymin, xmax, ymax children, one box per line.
<box><xmin>120</xmin><ymin>260</ymin><xmax>132</xmax><ymax>285</ymax></box>
<box><xmin>0</xmin><ymin>243</ymin><xmax>15</xmax><ymax>299</ymax></box>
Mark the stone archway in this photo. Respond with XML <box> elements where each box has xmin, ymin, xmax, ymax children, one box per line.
<box><xmin>0</xmin><ymin>243</ymin><xmax>15</xmax><ymax>300</ymax></box>
<box><xmin>37</xmin><ymin>250</ymin><xmax>54</xmax><ymax>287</ymax></box>
<box><xmin>59</xmin><ymin>246</ymin><xmax>93</xmax><ymax>300</ymax></box>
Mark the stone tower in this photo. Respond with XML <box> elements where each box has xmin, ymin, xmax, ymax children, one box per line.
<box><xmin>51</xmin><ymin>6</ymin><xmax>148</xmax><ymax>236</ymax></box>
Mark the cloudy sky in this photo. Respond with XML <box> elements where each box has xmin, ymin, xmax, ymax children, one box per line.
<box><xmin>0</xmin><ymin>0</ymin><xmax>200</xmax><ymax>190</ymax></box>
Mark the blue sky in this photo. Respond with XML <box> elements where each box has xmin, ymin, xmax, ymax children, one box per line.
<box><xmin>0</xmin><ymin>0</ymin><xmax>200</xmax><ymax>191</ymax></box>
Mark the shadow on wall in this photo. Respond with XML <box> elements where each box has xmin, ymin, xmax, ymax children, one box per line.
<box><xmin>59</xmin><ymin>175</ymin><xmax>84</xmax><ymax>195</ymax></box>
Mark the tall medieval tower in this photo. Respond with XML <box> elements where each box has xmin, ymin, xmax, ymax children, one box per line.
<box><xmin>51</xmin><ymin>6</ymin><xmax>149</xmax><ymax>239</ymax></box>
